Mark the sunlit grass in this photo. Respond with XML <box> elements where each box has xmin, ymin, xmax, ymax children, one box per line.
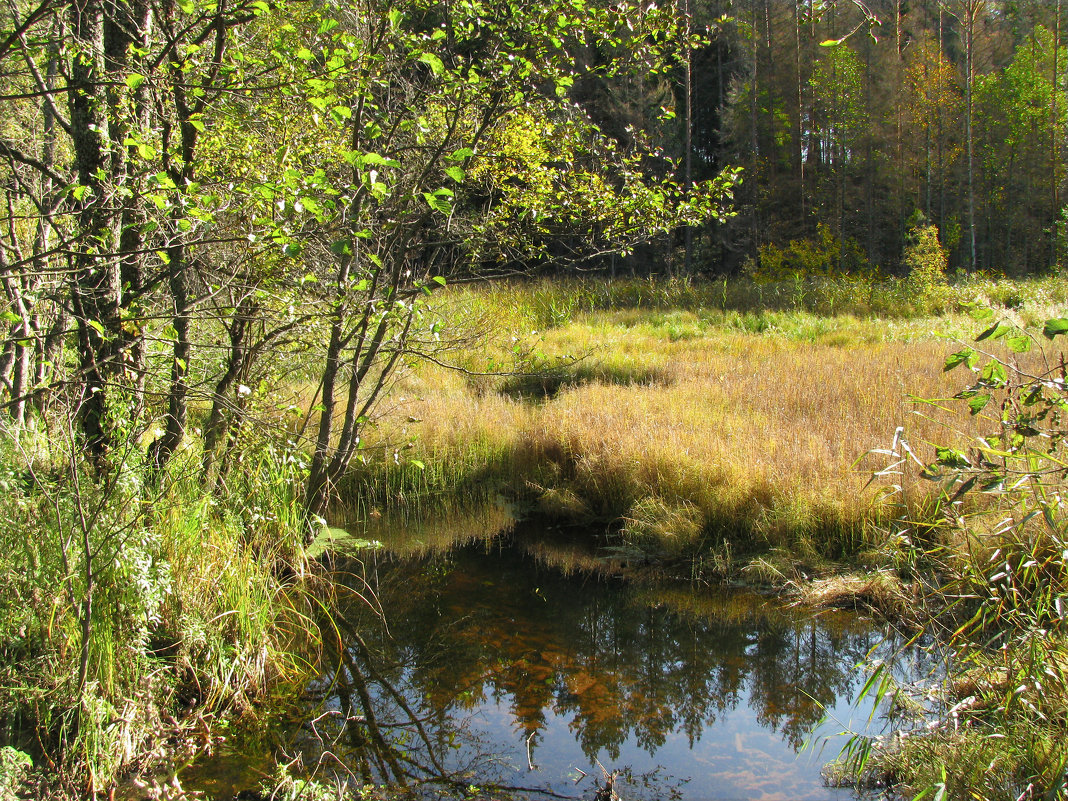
<box><xmin>332</xmin><ymin>274</ymin><xmax>1040</xmax><ymax>575</ymax></box>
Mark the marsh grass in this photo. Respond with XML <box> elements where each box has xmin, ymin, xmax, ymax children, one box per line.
<box><xmin>321</xmin><ymin>274</ymin><xmax>1068</xmax><ymax>578</ymax></box>
<box><xmin>341</xmin><ymin>286</ymin><xmax>978</xmax><ymax>572</ymax></box>
<box><xmin>0</xmin><ymin>420</ymin><xmax>319</xmax><ymax>794</ymax></box>
<box><xmin>440</xmin><ymin>272</ymin><xmax>1068</xmax><ymax>329</ymax></box>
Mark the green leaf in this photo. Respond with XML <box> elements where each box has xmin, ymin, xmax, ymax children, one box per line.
<box><xmin>976</xmin><ymin>321</ymin><xmax>1011</xmax><ymax>342</ymax></box>
<box><xmin>944</xmin><ymin>348</ymin><xmax>977</xmax><ymax>372</ymax></box>
<box><xmin>967</xmin><ymin>393</ymin><xmax>991</xmax><ymax>415</ymax></box>
<box><xmin>125</xmin><ymin>73</ymin><xmax>146</xmax><ymax>90</ymax></box>
<box><xmin>820</xmin><ymin>38</ymin><xmax>842</xmax><ymax>47</ymax></box>
<box><xmin>1007</xmin><ymin>334</ymin><xmax>1032</xmax><ymax>353</ymax></box>
<box><xmin>432</xmin><ymin>276</ymin><xmax>447</xmax><ymax>286</ymax></box>
<box><xmin>1042</xmin><ymin>318</ymin><xmax>1068</xmax><ymax>339</ymax></box>
<box><xmin>935</xmin><ymin>447</ymin><xmax>971</xmax><ymax>469</ymax></box>
<box><xmin>422</xmin><ymin>191</ymin><xmax>452</xmax><ymax>213</ymax></box>
<box><xmin>418</xmin><ymin>52</ymin><xmax>444</xmax><ymax>75</ymax></box>
<box><xmin>447</xmin><ymin>147</ymin><xmax>475</xmax><ymax>162</ymax></box>
<box><xmin>445</xmin><ymin>165</ymin><xmax>464</xmax><ymax>183</ymax></box>
<box><xmin>980</xmin><ymin>359</ymin><xmax>1008</xmax><ymax>387</ymax></box>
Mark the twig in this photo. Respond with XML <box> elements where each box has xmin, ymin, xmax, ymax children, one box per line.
<box><xmin>526</xmin><ymin>730</ymin><xmax>537</xmax><ymax>771</ymax></box>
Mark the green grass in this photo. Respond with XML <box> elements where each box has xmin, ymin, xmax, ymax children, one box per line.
<box><xmin>0</xmin><ymin>421</ymin><xmax>320</xmax><ymax>795</ymax></box>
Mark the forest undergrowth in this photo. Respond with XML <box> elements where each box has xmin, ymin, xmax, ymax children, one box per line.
<box><xmin>0</xmin><ymin>417</ymin><xmax>323</xmax><ymax>797</ymax></box>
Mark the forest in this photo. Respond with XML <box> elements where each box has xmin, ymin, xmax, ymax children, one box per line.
<box><xmin>682</xmin><ymin>0</ymin><xmax>1067</xmax><ymax>279</ymax></box>
<box><xmin>1</xmin><ymin>0</ymin><xmax>1068</xmax><ymax>799</ymax></box>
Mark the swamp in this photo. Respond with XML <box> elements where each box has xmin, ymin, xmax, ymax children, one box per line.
<box><xmin>3</xmin><ymin>1</ymin><xmax>1068</xmax><ymax>800</ymax></box>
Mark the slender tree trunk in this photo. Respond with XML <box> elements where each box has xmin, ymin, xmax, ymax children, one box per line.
<box><xmin>150</xmin><ymin>239</ymin><xmax>190</xmax><ymax>472</ymax></box>
<box><xmin>864</xmin><ymin>37</ymin><xmax>874</xmax><ymax>268</ymax></box>
<box><xmin>68</xmin><ymin>0</ymin><xmax>122</xmax><ymax>458</ymax></box>
<box><xmin>795</xmin><ymin>2</ymin><xmax>805</xmax><ymax>223</ymax></box>
<box><xmin>749</xmin><ymin>0</ymin><xmax>760</xmax><ymax>254</ymax></box>
<box><xmin>938</xmin><ymin>6</ymin><xmax>947</xmax><ymax>238</ymax></box>
<box><xmin>963</xmin><ymin>1</ymin><xmax>978</xmax><ymax>271</ymax></box>
<box><xmin>1052</xmin><ymin>0</ymin><xmax>1061</xmax><ymax>268</ymax></box>
<box><xmin>203</xmin><ymin>296</ymin><xmax>257</xmax><ymax>485</ymax></box>
<box><xmin>682</xmin><ymin>0</ymin><xmax>693</xmax><ymax>275</ymax></box>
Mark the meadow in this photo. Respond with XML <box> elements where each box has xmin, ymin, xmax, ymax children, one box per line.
<box><xmin>338</xmin><ymin>274</ymin><xmax>1065</xmax><ymax>581</ymax></box>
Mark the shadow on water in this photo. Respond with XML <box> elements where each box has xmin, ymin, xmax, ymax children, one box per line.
<box><xmin>282</xmin><ymin>532</ymin><xmax>928</xmax><ymax>801</ymax></box>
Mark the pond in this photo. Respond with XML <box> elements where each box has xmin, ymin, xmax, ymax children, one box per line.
<box><xmin>184</xmin><ymin>525</ymin><xmax>927</xmax><ymax>800</ymax></box>
<box><xmin>306</xmin><ymin>527</ymin><xmax>926</xmax><ymax>800</ymax></box>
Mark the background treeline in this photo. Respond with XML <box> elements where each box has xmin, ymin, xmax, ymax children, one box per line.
<box><xmin>659</xmin><ymin>0</ymin><xmax>1068</xmax><ymax>277</ymax></box>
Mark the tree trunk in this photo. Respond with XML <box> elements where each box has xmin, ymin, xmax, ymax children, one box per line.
<box><xmin>68</xmin><ymin>0</ymin><xmax>124</xmax><ymax>459</ymax></box>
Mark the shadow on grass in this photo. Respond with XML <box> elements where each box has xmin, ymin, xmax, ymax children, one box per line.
<box><xmin>491</xmin><ymin>361</ymin><xmax>674</xmax><ymax>402</ymax></box>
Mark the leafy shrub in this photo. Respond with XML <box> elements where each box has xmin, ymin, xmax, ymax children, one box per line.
<box><xmin>748</xmin><ymin>223</ymin><xmax>867</xmax><ymax>280</ymax></box>
<box><xmin>847</xmin><ymin>309</ymin><xmax>1068</xmax><ymax>799</ymax></box>
<box><xmin>903</xmin><ymin>221</ymin><xmax>949</xmax><ymax>312</ymax></box>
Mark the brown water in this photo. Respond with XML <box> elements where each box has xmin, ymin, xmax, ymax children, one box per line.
<box><xmin>274</xmin><ymin>534</ymin><xmax>922</xmax><ymax>801</ymax></box>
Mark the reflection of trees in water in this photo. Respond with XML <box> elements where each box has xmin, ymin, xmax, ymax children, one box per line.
<box><xmin>311</xmin><ymin>542</ymin><xmax>882</xmax><ymax>784</ymax></box>
<box><xmin>748</xmin><ymin>617</ymin><xmax>875</xmax><ymax>750</ymax></box>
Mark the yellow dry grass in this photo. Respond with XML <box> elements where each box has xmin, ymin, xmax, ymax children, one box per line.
<box><xmin>357</xmin><ymin>303</ymin><xmax>975</xmax><ymax>567</ymax></box>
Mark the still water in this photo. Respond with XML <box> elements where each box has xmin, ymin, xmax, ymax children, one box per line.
<box><xmin>287</xmin><ymin>533</ymin><xmax>918</xmax><ymax>801</ymax></box>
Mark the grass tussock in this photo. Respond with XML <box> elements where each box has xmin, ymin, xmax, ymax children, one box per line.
<box><xmin>792</xmin><ymin>571</ymin><xmax>912</xmax><ymax>620</ymax></box>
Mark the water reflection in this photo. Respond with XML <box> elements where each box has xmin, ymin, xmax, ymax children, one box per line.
<box><xmin>302</xmin><ymin>537</ymin><xmax>900</xmax><ymax>800</ymax></box>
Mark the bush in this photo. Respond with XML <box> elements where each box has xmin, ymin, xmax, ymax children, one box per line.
<box><xmin>748</xmin><ymin>223</ymin><xmax>867</xmax><ymax>280</ymax></box>
<box><xmin>903</xmin><ymin>221</ymin><xmax>949</xmax><ymax>312</ymax></box>
<box><xmin>846</xmin><ymin>308</ymin><xmax>1068</xmax><ymax>799</ymax></box>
